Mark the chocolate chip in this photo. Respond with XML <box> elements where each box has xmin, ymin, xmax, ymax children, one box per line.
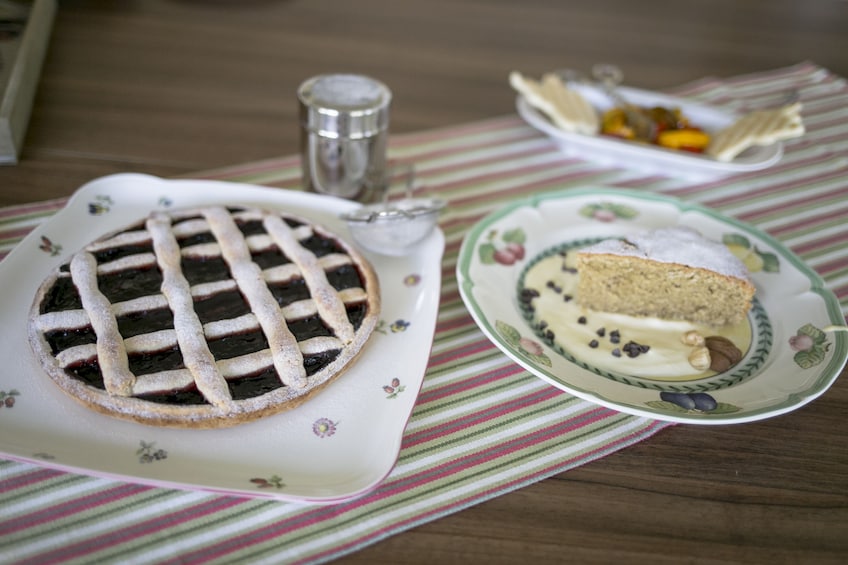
<box><xmin>545</xmin><ymin>329</ymin><xmax>555</xmax><ymax>340</ymax></box>
<box><xmin>609</xmin><ymin>330</ymin><xmax>621</xmax><ymax>344</ymax></box>
<box><xmin>578</xmin><ymin>316</ymin><xmax>587</xmax><ymax>325</ymax></box>
<box><xmin>596</xmin><ymin>327</ymin><xmax>606</xmax><ymax>337</ymax></box>
<box><xmin>563</xmin><ymin>294</ymin><xmax>573</xmax><ymax>302</ymax></box>
<box><xmin>611</xmin><ymin>348</ymin><xmax>622</xmax><ymax>357</ymax></box>
<box><xmin>589</xmin><ymin>339</ymin><xmax>599</xmax><ymax>348</ymax></box>
<box><xmin>622</xmin><ymin>340</ymin><xmax>650</xmax><ymax>358</ymax></box>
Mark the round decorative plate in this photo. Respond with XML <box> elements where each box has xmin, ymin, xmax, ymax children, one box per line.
<box><xmin>457</xmin><ymin>187</ymin><xmax>846</xmax><ymax>424</ymax></box>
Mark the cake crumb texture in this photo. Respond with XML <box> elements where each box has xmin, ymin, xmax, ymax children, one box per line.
<box><xmin>576</xmin><ymin>227</ymin><xmax>755</xmax><ymax>327</ymax></box>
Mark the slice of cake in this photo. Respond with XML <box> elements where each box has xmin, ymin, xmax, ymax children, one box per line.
<box><xmin>576</xmin><ymin>227</ymin><xmax>755</xmax><ymax>327</ymax></box>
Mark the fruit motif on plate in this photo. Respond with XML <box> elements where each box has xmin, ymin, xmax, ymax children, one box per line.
<box><xmin>647</xmin><ymin>391</ymin><xmax>740</xmax><ymax>415</ymax></box>
<box><xmin>495</xmin><ymin>320</ymin><xmax>552</xmax><ymax>367</ymax></box>
<box><xmin>250</xmin><ymin>475</ymin><xmax>286</xmax><ymax>489</ymax></box>
<box><xmin>0</xmin><ymin>389</ymin><xmax>20</xmax><ymax>409</ymax></box>
<box><xmin>37</xmin><ymin>235</ymin><xmax>62</xmax><ymax>257</ymax></box>
<box><xmin>723</xmin><ymin>233</ymin><xmax>779</xmax><ymax>273</ymax></box>
<box><xmin>790</xmin><ymin>324</ymin><xmax>834</xmax><ymax>369</ymax></box>
<box><xmin>383</xmin><ymin>377</ymin><xmax>406</xmax><ymax>399</ymax></box>
<box><xmin>478</xmin><ymin>228</ymin><xmax>527</xmax><ymax>266</ymax></box>
<box><xmin>578</xmin><ymin>202</ymin><xmax>638</xmax><ymax>223</ymax></box>
<box><xmin>136</xmin><ymin>440</ymin><xmax>168</xmax><ymax>463</ymax></box>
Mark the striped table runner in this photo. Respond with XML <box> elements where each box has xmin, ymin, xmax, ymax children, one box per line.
<box><xmin>2</xmin><ymin>62</ymin><xmax>846</xmax><ymax>564</ymax></box>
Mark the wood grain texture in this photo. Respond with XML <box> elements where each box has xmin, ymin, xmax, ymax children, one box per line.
<box><xmin>1</xmin><ymin>1</ymin><xmax>847</xmax><ymax>563</ymax></box>
<box><xmin>2</xmin><ymin>0</ymin><xmax>848</xmax><ymax>203</ymax></box>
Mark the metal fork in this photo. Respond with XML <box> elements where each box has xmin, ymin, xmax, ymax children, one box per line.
<box><xmin>591</xmin><ymin>63</ymin><xmax>656</xmax><ymax>141</ymax></box>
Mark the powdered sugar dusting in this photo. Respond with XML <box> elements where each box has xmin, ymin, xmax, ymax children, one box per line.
<box><xmin>580</xmin><ymin>227</ymin><xmax>752</xmax><ymax>281</ymax></box>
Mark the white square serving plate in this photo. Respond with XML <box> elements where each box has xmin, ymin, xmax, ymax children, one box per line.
<box><xmin>0</xmin><ymin>173</ymin><xmax>444</xmax><ymax>504</ymax></box>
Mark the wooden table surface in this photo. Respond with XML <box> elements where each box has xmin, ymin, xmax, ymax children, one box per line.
<box><xmin>2</xmin><ymin>1</ymin><xmax>847</xmax><ymax>563</ymax></box>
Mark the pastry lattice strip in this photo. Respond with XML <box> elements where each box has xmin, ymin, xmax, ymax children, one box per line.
<box><xmin>34</xmin><ymin>261</ymin><xmax>362</xmax><ymax>333</ymax></box>
<box><xmin>69</xmin><ymin>252</ymin><xmax>136</xmax><ymax>397</ymax></box>
<box><xmin>147</xmin><ymin>210</ymin><xmax>234</xmax><ymax>407</ymax></box>
<box><xmin>41</xmin><ymin>206</ymin><xmax>366</xmax><ymax>406</ymax></box>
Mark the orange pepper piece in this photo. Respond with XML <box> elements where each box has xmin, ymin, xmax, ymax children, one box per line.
<box><xmin>656</xmin><ymin>128</ymin><xmax>711</xmax><ymax>151</ymax></box>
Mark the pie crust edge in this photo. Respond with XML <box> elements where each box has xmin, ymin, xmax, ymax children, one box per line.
<box><xmin>27</xmin><ymin>207</ymin><xmax>382</xmax><ymax>429</ymax></box>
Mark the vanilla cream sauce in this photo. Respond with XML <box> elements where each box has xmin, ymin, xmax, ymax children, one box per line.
<box><xmin>522</xmin><ymin>253</ymin><xmax>751</xmax><ymax>381</ymax></box>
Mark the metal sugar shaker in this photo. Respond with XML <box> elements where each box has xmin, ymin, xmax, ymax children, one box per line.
<box><xmin>297</xmin><ymin>74</ymin><xmax>392</xmax><ymax>200</ymax></box>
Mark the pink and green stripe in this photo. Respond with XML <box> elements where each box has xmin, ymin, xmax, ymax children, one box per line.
<box><xmin>2</xmin><ymin>62</ymin><xmax>847</xmax><ymax>564</ymax></box>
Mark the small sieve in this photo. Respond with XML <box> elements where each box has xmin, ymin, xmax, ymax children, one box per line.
<box><xmin>340</xmin><ymin>166</ymin><xmax>445</xmax><ymax>256</ymax></box>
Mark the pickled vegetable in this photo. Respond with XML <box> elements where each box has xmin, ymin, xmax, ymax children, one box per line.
<box><xmin>656</xmin><ymin>128</ymin><xmax>710</xmax><ymax>152</ymax></box>
<box><xmin>600</xmin><ymin>105</ymin><xmax>710</xmax><ymax>152</ymax></box>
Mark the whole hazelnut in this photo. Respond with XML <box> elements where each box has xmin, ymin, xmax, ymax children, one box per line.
<box><xmin>688</xmin><ymin>346</ymin><xmax>712</xmax><ymax>372</ymax></box>
<box><xmin>681</xmin><ymin>330</ymin><xmax>705</xmax><ymax>347</ymax></box>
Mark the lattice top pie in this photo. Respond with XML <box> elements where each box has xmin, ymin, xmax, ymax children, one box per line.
<box><xmin>28</xmin><ymin>206</ymin><xmax>380</xmax><ymax>428</ymax></box>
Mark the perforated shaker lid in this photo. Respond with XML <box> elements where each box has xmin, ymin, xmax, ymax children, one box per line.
<box><xmin>298</xmin><ymin>74</ymin><xmax>391</xmax><ymax>140</ymax></box>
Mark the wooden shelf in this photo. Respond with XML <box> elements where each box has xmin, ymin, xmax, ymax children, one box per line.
<box><xmin>0</xmin><ymin>0</ymin><xmax>55</xmax><ymax>165</ymax></box>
